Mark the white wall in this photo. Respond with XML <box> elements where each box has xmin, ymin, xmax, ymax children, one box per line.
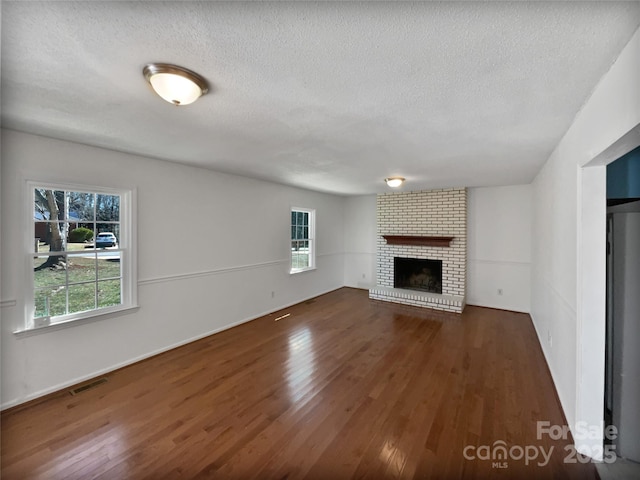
<box><xmin>467</xmin><ymin>185</ymin><xmax>532</xmax><ymax>313</ymax></box>
<box><xmin>0</xmin><ymin>130</ymin><xmax>346</xmax><ymax>409</ymax></box>
<box><xmin>531</xmin><ymin>27</ymin><xmax>640</xmax><ymax>459</ymax></box>
<box><xmin>343</xmin><ymin>195</ymin><xmax>377</xmax><ymax>289</ymax></box>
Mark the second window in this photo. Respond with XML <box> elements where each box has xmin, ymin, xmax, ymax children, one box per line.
<box><xmin>290</xmin><ymin>208</ymin><xmax>315</xmax><ymax>273</ymax></box>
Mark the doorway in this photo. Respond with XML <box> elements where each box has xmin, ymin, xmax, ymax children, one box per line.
<box><xmin>604</xmin><ymin>146</ymin><xmax>640</xmax><ymax>465</ymax></box>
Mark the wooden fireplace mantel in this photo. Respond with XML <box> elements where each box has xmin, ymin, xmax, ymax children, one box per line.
<box><xmin>382</xmin><ymin>235</ymin><xmax>454</xmax><ymax>247</ymax></box>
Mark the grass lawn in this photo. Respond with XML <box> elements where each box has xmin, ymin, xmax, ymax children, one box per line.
<box><xmin>34</xmin><ymin>243</ymin><xmax>121</xmax><ymax>318</ymax></box>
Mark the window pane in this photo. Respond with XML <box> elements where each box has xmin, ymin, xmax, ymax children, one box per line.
<box><xmin>98</xmin><ymin>280</ymin><xmax>121</xmax><ymax>308</ymax></box>
<box><xmin>302</xmin><ymin>212</ymin><xmax>309</xmax><ymax>226</ymax></box>
<box><xmin>68</xmin><ymin>192</ymin><xmax>95</xmax><ymax>221</ymax></box>
<box><xmin>34</xmin><ymin>222</ymin><xmax>68</xmax><ymax>252</ymax></box>
<box><xmin>303</xmin><ymin>226</ymin><xmax>309</xmax><ymax>240</ymax></box>
<box><xmin>34</xmin><ymin>289</ymin><xmax>49</xmax><ymax>318</ymax></box>
<box><xmin>34</xmin><ymin>255</ymin><xmax>67</xmax><ymax>287</ymax></box>
<box><xmin>96</xmin><ymin>194</ymin><xmax>120</xmax><ymax>221</ymax></box>
<box><xmin>296</xmin><ymin>211</ymin><xmax>304</xmax><ymax>224</ymax></box>
<box><xmin>291</xmin><ymin>211</ymin><xmax>296</xmax><ymax>224</ymax></box>
<box><xmin>98</xmin><ymin>252</ymin><xmax>121</xmax><ymax>279</ymax></box>
<box><xmin>34</xmin><ymin>189</ymin><xmax>64</xmax><ymax>221</ymax></box>
<box><xmin>35</xmin><ymin>287</ymin><xmax>67</xmax><ymax>317</ymax></box>
<box><xmin>292</xmin><ymin>253</ymin><xmax>309</xmax><ymax>269</ymax></box>
<box><xmin>291</xmin><ymin>226</ymin><xmax>296</xmax><ymax>240</ymax></box>
<box><xmin>67</xmin><ymin>253</ymin><xmax>96</xmax><ymax>284</ymax></box>
<box><xmin>68</xmin><ymin>283</ymin><xmax>96</xmax><ymax>314</ymax></box>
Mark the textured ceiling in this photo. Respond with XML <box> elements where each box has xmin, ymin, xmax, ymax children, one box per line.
<box><xmin>2</xmin><ymin>1</ymin><xmax>639</xmax><ymax>195</ymax></box>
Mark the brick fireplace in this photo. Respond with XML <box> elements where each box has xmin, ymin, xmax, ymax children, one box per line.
<box><xmin>369</xmin><ymin>188</ymin><xmax>467</xmax><ymax>313</ymax></box>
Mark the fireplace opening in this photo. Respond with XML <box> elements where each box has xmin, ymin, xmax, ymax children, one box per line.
<box><xmin>394</xmin><ymin>257</ymin><xmax>442</xmax><ymax>294</ymax></box>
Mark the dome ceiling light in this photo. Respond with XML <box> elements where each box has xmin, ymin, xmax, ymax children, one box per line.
<box><xmin>143</xmin><ymin>63</ymin><xmax>209</xmax><ymax>106</ymax></box>
<box><xmin>385</xmin><ymin>177</ymin><xmax>405</xmax><ymax>188</ymax></box>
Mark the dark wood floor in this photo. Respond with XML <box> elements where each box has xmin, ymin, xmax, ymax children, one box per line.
<box><xmin>1</xmin><ymin>288</ymin><xmax>598</xmax><ymax>479</ymax></box>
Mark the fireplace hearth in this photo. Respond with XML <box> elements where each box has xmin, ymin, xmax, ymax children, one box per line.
<box><xmin>394</xmin><ymin>257</ymin><xmax>442</xmax><ymax>294</ymax></box>
<box><xmin>370</xmin><ymin>188</ymin><xmax>466</xmax><ymax>313</ymax></box>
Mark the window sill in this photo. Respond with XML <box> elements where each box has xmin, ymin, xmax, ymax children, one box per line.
<box><xmin>14</xmin><ymin>304</ymin><xmax>139</xmax><ymax>337</ymax></box>
<box><xmin>290</xmin><ymin>266</ymin><xmax>317</xmax><ymax>275</ymax></box>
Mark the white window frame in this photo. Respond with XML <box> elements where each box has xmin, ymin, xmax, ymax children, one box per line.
<box><xmin>290</xmin><ymin>207</ymin><xmax>316</xmax><ymax>274</ymax></box>
<box><xmin>21</xmin><ymin>181</ymin><xmax>137</xmax><ymax>332</ymax></box>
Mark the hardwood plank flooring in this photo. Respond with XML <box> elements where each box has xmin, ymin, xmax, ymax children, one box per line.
<box><xmin>1</xmin><ymin>288</ymin><xmax>598</xmax><ymax>479</ymax></box>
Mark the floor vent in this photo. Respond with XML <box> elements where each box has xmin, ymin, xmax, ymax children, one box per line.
<box><xmin>69</xmin><ymin>377</ymin><xmax>108</xmax><ymax>396</ymax></box>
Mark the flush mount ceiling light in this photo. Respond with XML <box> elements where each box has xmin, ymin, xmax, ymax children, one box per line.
<box><xmin>143</xmin><ymin>63</ymin><xmax>209</xmax><ymax>106</ymax></box>
<box><xmin>385</xmin><ymin>177</ymin><xmax>405</xmax><ymax>188</ymax></box>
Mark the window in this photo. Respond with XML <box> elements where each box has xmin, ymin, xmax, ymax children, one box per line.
<box><xmin>290</xmin><ymin>207</ymin><xmax>315</xmax><ymax>273</ymax></box>
<box><xmin>27</xmin><ymin>182</ymin><xmax>136</xmax><ymax>329</ymax></box>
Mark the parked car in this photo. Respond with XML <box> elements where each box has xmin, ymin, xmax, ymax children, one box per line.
<box><xmin>95</xmin><ymin>232</ymin><xmax>118</xmax><ymax>248</ymax></box>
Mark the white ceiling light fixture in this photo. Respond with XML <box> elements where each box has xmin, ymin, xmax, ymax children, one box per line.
<box><xmin>385</xmin><ymin>177</ymin><xmax>405</xmax><ymax>188</ymax></box>
<box><xmin>143</xmin><ymin>63</ymin><xmax>209</xmax><ymax>106</ymax></box>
